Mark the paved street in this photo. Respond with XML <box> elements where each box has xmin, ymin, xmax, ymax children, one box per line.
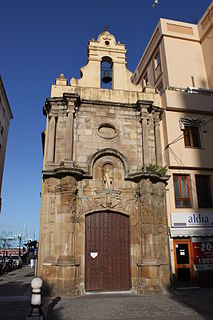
<box><xmin>0</xmin><ymin>266</ymin><xmax>213</xmax><ymax>320</ymax></box>
<box><xmin>46</xmin><ymin>290</ymin><xmax>213</xmax><ymax>320</ymax></box>
<box><xmin>0</xmin><ymin>265</ymin><xmax>34</xmax><ymax>320</ymax></box>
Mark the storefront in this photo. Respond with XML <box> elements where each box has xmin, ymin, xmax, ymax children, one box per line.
<box><xmin>170</xmin><ymin>212</ymin><xmax>213</xmax><ymax>287</ymax></box>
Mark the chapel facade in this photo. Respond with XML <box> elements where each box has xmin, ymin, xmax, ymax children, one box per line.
<box><xmin>38</xmin><ymin>30</ymin><xmax>170</xmax><ymax>296</ymax></box>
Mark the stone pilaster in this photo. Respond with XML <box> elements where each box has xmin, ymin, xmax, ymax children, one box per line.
<box><xmin>65</xmin><ymin>110</ymin><xmax>73</xmax><ymax>161</ymax></box>
<box><xmin>64</xmin><ymin>93</ymin><xmax>80</xmax><ymax>167</ymax></box>
<box><xmin>46</xmin><ymin>115</ymin><xmax>56</xmax><ymax>163</ymax></box>
<box><xmin>38</xmin><ymin>175</ymin><xmax>81</xmax><ymax>296</ymax></box>
<box><xmin>140</xmin><ymin>109</ymin><xmax>150</xmax><ymax>168</ymax></box>
<box><xmin>154</xmin><ymin>112</ymin><xmax>163</xmax><ymax>167</ymax></box>
<box><xmin>136</xmin><ymin>179</ymin><xmax>170</xmax><ymax>294</ymax></box>
<box><xmin>138</xmin><ymin>100</ymin><xmax>164</xmax><ymax>170</ymax></box>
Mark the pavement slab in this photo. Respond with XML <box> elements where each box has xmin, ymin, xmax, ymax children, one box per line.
<box><xmin>0</xmin><ymin>267</ymin><xmax>213</xmax><ymax>320</ymax></box>
<box><xmin>46</xmin><ymin>293</ymin><xmax>208</xmax><ymax>320</ymax></box>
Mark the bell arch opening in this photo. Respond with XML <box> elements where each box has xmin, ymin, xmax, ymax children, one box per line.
<box><xmin>100</xmin><ymin>56</ymin><xmax>113</xmax><ymax>89</ymax></box>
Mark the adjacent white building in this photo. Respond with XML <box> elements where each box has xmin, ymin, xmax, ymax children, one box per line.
<box><xmin>132</xmin><ymin>1</ymin><xmax>213</xmax><ymax>287</ymax></box>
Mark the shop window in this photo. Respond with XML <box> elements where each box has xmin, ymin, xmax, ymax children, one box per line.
<box><xmin>184</xmin><ymin>126</ymin><xmax>200</xmax><ymax>148</ymax></box>
<box><xmin>195</xmin><ymin>175</ymin><xmax>213</xmax><ymax>208</ymax></box>
<box><xmin>173</xmin><ymin>174</ymin><xmax>191</xmax><ymax>208</ymax></box>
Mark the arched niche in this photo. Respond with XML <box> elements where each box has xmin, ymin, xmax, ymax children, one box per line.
<box><xmin>92</xmin><ymin>155</ymin><xmax>124</xmax><ymax>191</ymax></box>
<box><xmin>88</xmin><ymin>148</ymin><xmax>129</xmax><ymax>177</ymax></box>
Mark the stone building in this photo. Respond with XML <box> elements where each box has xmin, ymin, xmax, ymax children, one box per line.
<box><xmin>38</xmin><ymin>30</ymin><xmax>170</xmax><ymax>296</ymax></box>
<box><xmin>132</xmin><ymin>1</ymin><xmax>213</xmax><ymax>287</ymax></box>
<box><xmin>0</xmin><ymin>75</ymin><xmax>12</xmax><ymax>212</ymax></box>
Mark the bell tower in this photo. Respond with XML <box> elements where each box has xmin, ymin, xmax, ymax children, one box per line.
<box><xmin>70</xmin><ymin>30</ymin><xmax>139</xmax><ymax>91</ymax></box>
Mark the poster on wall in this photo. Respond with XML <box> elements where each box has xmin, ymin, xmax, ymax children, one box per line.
<box><xmin>192</xmin><ymin>237</ymin><xmax>213</xmax><ymax>270</ymax></box>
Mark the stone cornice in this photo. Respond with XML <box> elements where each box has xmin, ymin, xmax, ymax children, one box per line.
<box><xmin>43</xmin><ymin>164</ymin><xmax>170</xmax><ymax>183</ymax></box>
<box><xmin>137</xmin><ymin>99</ymin><xmax>163</xmax><ymax>113</ymax></box>
<box><xmin>126</xmin><ymin>171</ymin><xmax>170</xmax><ymax>184</ymax></box>
<box><xmin>80</xmin><ymin>99</ymin><xmax>137</xmax><ymax>109</ymax></box>
<box><xmin>43</xmin><ymin>95</ymin><xmax>163</xmax><ymax>115</ymax></box>
<box><xmin>137</xmin><ymin>100</ymin><xmax>163</xmax><ymax>120</ymax></box>
<box><xmin>43</xmin><ymin>163</ymin><xmax>90</xmax><ymax>181</ymax></box>
<box><xmin>43</xmin><ymin>93</ymin><xmax>81</xmax><ymax>116</ymax></box>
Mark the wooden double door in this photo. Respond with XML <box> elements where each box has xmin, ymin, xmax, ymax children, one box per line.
<box><xmin>85</xmin><ymin>211</ymin><xmax>131</xmax><ymax>291</ymax></box>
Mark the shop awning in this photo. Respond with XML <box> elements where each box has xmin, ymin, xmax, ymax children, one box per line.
<box><xmin>170</xmin><ymin>227</ymin><xmax>213</xmax><ymax>237</ymax></box>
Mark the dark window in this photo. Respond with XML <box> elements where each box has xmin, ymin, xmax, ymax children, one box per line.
<box><xmin>173</xmin><ymin>174</ymin><xmax>191</xmax><ymax>208</ymax></box>
<box><xmin>184</xmin><ymin>126</ymin><xmax>200</xmax><ymax>147</ymax></box>
<box><xmin>195</xmin><ymin>175</ymin><xmax>213</xmax><ymax>208</ymax></box>
<box><xmin>154</xmin><ymin>51</ymin><xmax>161</xmax><ymax>69</ymax></box>
<box><xmin>143</xmin><ymin>72</ymin><xmax>149</xmax><ymax>87</ymax></box>
<box><xmin>157</xmin><ymin>82</ymin><xmax>163</xmax><ymax>95</ymax></box>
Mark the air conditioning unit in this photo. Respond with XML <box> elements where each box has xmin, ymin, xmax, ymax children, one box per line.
<box><xmin>186</xmin><ymin>87</ymin><xmax>213</xmax><ymax>96</ymax></box>
<box><xmin>185</xmin><ymin>86</ymin><xmax>199</xmax><ymax>94</ymax></box>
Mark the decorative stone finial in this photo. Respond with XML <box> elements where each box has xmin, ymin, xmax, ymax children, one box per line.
<box><xmin>55</xmin><ymin>73</ymin><xmax>67</xmax><ymax>86</ymax></box>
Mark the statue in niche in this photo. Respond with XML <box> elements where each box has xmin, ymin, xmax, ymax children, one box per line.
<box><xmin>103</xmin><ymin>164</ymin><xmax>113</xmax><ymax>189</ymax></box>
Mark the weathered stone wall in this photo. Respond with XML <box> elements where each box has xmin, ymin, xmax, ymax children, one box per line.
<box><xmin>74</xmin><ymin>103</ymin><xmax>142</xmax><ymax>173</ymax></box>
<box><xmin>136</xmin><ymin>179</ymin><xmax>170</xmax><ymax>293</ymax></box>
<box><xmin>38</xmin><ymin>30</ymin><xmax>170</xmax><ymax>296</ymax></box>
<box><xmin>39</xmin><ymin>175</ymin><xmax>81</xmax><ymax>296</ymax></box>
<box><xmin>38</xmin><ymin>96</ymin><xmax>170</xmax><ymax>296</ymax></box>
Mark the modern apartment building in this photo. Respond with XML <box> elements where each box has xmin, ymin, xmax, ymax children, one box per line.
<box><xmin>132</xmin><ymin>1</ymin><xmax>213</xmax><ymax>287</ymax></box>
<box><xmin>0</xmin><ymin>76</ymin><xmax>12</xmax><ymax>213</ymax></box>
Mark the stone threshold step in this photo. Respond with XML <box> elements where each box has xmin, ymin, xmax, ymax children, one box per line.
<box><xmin>176</xmin><ymin>286</ymin><xmax>200</xmax><ymax>290</ymax></box>
<box><xmin>86</xmin><ymin>290</ymin><xmax>132</xmax><ymax>295</ymax></box>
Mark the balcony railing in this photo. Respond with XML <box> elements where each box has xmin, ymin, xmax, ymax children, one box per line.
<box><xmin>166</xmin><ymin>86</ymin><xmax>213</xmax><ymax>97</ymax></box>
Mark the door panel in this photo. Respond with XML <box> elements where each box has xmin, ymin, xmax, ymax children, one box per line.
<box><xmin>85</xmin><ymin>211</ymin><xmax>130</xmax><ymax>291</ymax></box>
<box><xmin>174</xmin><ymin>239</ymin><xmax>194</xmax><ymax>283</ymax></box>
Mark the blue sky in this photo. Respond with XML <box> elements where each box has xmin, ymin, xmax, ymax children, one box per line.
<box><xmin>0</xmin><ymin>0</ymin><xmax>211</xmax><ymax>237</ymax></box>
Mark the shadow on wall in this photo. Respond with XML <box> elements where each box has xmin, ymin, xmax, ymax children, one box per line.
<box><xmin>169</xmin><ymin>80</ymin><xmax>213</xmax><ymax>169</ymax></box>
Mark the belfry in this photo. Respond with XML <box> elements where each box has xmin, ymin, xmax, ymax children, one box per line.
<box><xmin>38</xmin><ymin>31</ymin><xmax>170</xmax><ymax>296</ymax></box>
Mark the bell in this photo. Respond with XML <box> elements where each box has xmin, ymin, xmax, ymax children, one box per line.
<box><xmin>102</xmin><ymin>70</ymin><xmax>112</xmax><ymax>83</ymax></box>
